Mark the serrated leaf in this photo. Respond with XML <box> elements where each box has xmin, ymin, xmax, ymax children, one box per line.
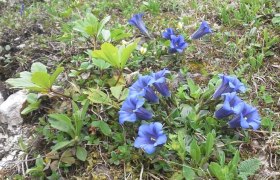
<box><xmin>238</xmin><ymin>158</ymin><xmax>261</xmax><ymax>177</ymax></box>
<box><xmin>76</xmin><ymin>146</ymin><xmax>87</xmax><ymax>161</ymax></box>
<box><xmin>91</xmin><ymin>121</ymin><xmax>112</xmax><ymax>136</ymax></box>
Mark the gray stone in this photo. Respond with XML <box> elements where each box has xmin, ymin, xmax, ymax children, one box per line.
<box><xmin>0</xmin><ymin>90</ymin><xmax>27</xmax><ymax>126</ymax></box>
<box><xmin>0</xmin><ymin>92</ymin><xmax>4</xmax><ymax>105</ymax></box>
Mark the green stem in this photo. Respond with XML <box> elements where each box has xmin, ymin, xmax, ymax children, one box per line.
<box><xmin>114</xmin><ymin>70</ymin><xmax>123</xmax><ymax>86</ymax></box>
<box><xmin>50</xmin><ymin>88</ymin><xmax>72</xmax><ymax>99</ymax></box>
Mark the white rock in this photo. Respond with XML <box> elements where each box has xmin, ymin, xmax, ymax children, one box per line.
<box><xmin>0</xmin><ymin>90</ymin><xmax>27</xmax><ymax>126</ymax></box>
<box><xmin>0</xmin><ymin>92</ymin><xmax>4</xmax><ymax>105</ymax></box>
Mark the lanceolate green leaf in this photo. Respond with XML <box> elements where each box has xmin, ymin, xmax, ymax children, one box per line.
<box><xmin>48</xmin><ymin>114</ymin><xmax>75</xmax><ymax>138</ymax></box>
<box><xmin>97</xmin><ymin>16</ymin><xmax>111</xmax><ymax>37</ymax></box>
<box><xmin>50</xmin><ymin>66</ymin><xmax>64</xmax><ymax>85</ymax></box>
<box><xmin>190</xmin><ymin>139</ymin><xmax>201</xmax><ymax>164</ymax></box>
<box><xmin>91</xmin><ymin>121</ymin><xmax>112</xmax><ymax>136</ymax></box>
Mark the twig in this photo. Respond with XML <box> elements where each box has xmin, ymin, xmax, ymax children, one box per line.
<box><xmin>139</xmin><ymin>163</ymin><xmax>144</xmax><ymax>180</ymax></box>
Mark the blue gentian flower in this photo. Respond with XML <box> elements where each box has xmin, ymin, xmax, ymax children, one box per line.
<box><xmin>20</xmin><ymin>2</ymin><xmax>25</xmax><ymax>16</ymax></box>
<box><xmin>118</xmin><ymin>96</ymin><xmax>153</xmax><ymax>124</ymax></box>
<box><xmin>162</xmin><ymin>28</ymin><xmax>175</xmax><ymax>40</ymax></box>
<box><xmin>150</xmin><ymin>69</ymin><xmax>171</xmax><ymax>97</ymax></box>
<box><xmin>128</xmin><ymin>13</ymin><xmax>150</xmax><ymax>37</ymax></box>
<box><xmin>190</xmin><ymin>21</ymin><xmax>212</xmax><ymax>40</ymax></box>
<box><xmin>228</xmin><ymin>103</ymin><xmax>261</xmax><ymax>130</ymax></box>
<box><xmin>129</xmin><ymin>75</ymin><xmax>159</xmax><ymax>103</ymax></box>
<box><xmin>213</xmin><ymin>74</ymin><xmax>246</xmax><ymax>99</ymax></box>
<box><xmin>134</xmin><ymin>122</ymin><xmax>167</xmax><ymax>154</ymax></box>
<box><xmin>169</xmin><ymin>35</ymin><xmax>188</xmax><ymax>53</ymax></box>
<box><xmin>215</xmin><ymin>92</ymin><xmax>245</xmax><ymax>119</ymax></box>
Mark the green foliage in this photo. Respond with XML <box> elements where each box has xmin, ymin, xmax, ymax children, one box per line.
<box><xmin>238</xmin><ymin>158</ymin><xmax>261</xmax><ymax>180</ymax></box>
<box><xmin>73</xmin><ymin>13</ymin><xmax>110</xmax><ymax>39</ymax></box>
<box><xmin>21</xmin><ymin>93</ymin><xmax>41</xmax><ymax>115</ymax></box>
<box><xmin>48</xmin><ymin>100</ymin><xmax>89</xmax><ymax>151</ymax></box>
<box><xmin>6</xmin><ymin>62</ymin><xmax>64</xmax><ymax>93</ymax></box>
<box><xmin>89</xmin><ymin>39</ymin><xmax>140</xmax><ymax>69</ymax></box>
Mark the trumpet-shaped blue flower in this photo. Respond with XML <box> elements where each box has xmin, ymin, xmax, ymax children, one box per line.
<box><xmin>215</xmin><ymin>92</ymin><xmax>245</xmax><ymax>119</ymax></box>
<box><xmin>191</xmin><ymin>21</ymin><xmax>212</xmax><ymax>40</ymax></box>
<box><xmin>228</xmin><ymin>103</ymin><xmax>261</xmax><ymax>130</ymax></box>
<box><xmin>150</xmin><ymin>69</ymin><xmax>171</xmax><ymax>97</ymax></box>
<box><xmin>213</xmin><ymin>74</ymin><xmax>246</xmax><ymax>99</ymax></box>
<box><xmin>169</xmin><ymin>35</ymin><xmax>188</xmax><ymax>53</ymax></box>
<box><xmin>134</xmin><ymin>122</ymin><xmax>167</xmax><ymax>154</ymax></box>
<box><xmin>119</xmin><ymin>96</ymin><xmax>153</xmax><ymax>124</ymax></box>
<box><xmin>129</xmin><ymin>75</ymin><xmax>159</xmax><ymax>103</ymax></box>
<box><xmin>128</xmin><ymin>13</ymin><xmax>150</xmax><ymax>37</ymax></box>
<box><xmin>162</xmin><ymin>28</ymin><xmax>175</xmax><ymax>40</ymax></box>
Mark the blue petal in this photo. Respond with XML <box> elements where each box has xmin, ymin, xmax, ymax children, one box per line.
<box><xmin>144</xmin><ymin>86</ymin><xmax>159</xmax><ymax>103</ymax></box>
<box><xmin>154</xmin><ymin>134</ymin><xmax>167</xmax><ymax>146</ymax></box>
<box><xmin>154</xmin><ymin>82</ymin><xmax>171</xmax><ymax>97</ymax></box>
<box><xmin>228</xmin><ymin>115</ymin><xmax>241</xmax><ymax>128</ymax></box>
<box><xmin>135</xmin><ymin>107</ymin><xmax>153</xmax><ymax>120</ymax></box>
<box><xmin>118</xmin><ymin>110</ymin><xmax>137</xmax><ymax>124</ymax></box>
<box><xmin>143</xmin><ymin>144</ymin><xmax>156</xmax><ymax>154</ymax></box>
<box><xmin>134</xmin><ymin>137</ymin><xmax>150</xmax><ymax>148</ymax></box>
<box><xmin>191</xmin><ymin>21</ymin><xmax>212</xmax><ymax>40</ymax></box>
<box><xmin>214</xmin><ymin>107</ymin><xmax>234</xmax><ymax>119</ymax></box>
<box><xmin>128</xmin><ymin>13</ymin><xmax>149</xmax><ymax>37</ymax></box>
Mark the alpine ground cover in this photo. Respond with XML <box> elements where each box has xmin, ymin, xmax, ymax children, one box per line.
<box><xmin>0</xmin><ymin>0</ymin><xmax>279</xmax><ymax>179</ymax></box>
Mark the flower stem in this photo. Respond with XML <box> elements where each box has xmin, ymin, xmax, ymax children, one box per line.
<box><xmin>114</xmin><ymin>70</ymin><xmax>123</xmax><ymax>86</ymax></box>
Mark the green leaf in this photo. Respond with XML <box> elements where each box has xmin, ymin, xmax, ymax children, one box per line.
<box><xmin>205</xmin><ymin>133</ymin><xmax>215</xmax><ymax>156</ymax></box>
<box><xmin>31</xmin><ymin>72</ymin><xmax>51</xmax><ymax>90</ymax></box>
<box><xmin>187</xmin><ymin>78</ymin><xmax>201</xmax><ymax>99</ymax></box>
<box><xmin>209</xmin><ymin>162</ymin><xmax>225</xmax><ymax>180</ymax></box>
<box><xmin>48</xmin><ymin>114</ymin><xmax>75</xmax><ymax>138</ymax></box>
<box><xmin>119</xmin><ymin>38</ymin><xmax>139</xmax><ymax>68</ymax></box>
<box><xmin>50</xmin><ymin>66</ymin><xmax>64</xmax><ymax>85</ymax></box>
<box><xmin>76</xmin><ymin>146</ymin><xmax>87</xmax><ymax>161</ymax></box>
<box><xmin>228</xmin><ymin>151</ymin><xmax>240</xmax><ymax>174</ymax></box>
<box><xmin>183</xmin><ymin>165</ymin><xmax>196</xmax><ymax>180</ymax></box>
<box><xmin>97</xmin><ymin>16</ymin><xmax>111</xmax><ymax>37</ymax></box>
<box><xmin>91</xmin><ymin>121</ymin><xmax>112</xmax><ymax>136</ymax></box>
<box><xmin>91</xmin><ymin>58</ymin><xmax>111</xmax><ymax>70</ymax></box>
<box><xmin>110</xmin><ymin>85</ymin><xmax>123</xmax><ymax>100</ymax></box>
<box><xmin>60</xmin><ymin>149</ymin><xmax>75</xmax><ymax>165</ymax></box>
<box><xmin>31</xmin><ymin>62</ymin><xmax>47</xmax><ymax>73</ymax></box>
<box><xmin>101</xmin><ymin>29</ymin><xmax>111</xmax><ymax>41</ymax></box>
<box><xmin>51</xmin><ymin>140</ymin><xmax>73</xmax><ymax>151</ymax></box>
<box><xmin>190</xmin><ymin>140</ymin><xmax>201</xmax><ymax>164</ymax></box>
<box><xmin>238</xmin><ymin>158</ymin><xmax>261</xmax><ymax>177</ymax></box>
<box><xmin>85</xmin><ymin>88</ymin><xmax>112</xmax><ymax>105</ymax></box>
<box><xmin>21</xmin><ymin>100</ymin><xmax>41</xmax><ymax>115</ymax></box>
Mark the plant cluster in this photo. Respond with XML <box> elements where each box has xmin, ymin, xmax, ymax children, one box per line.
<box><xmin>2</xmin><ymin>0</ymin><xmax>276</xmax><ymax>179</ymax></box>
